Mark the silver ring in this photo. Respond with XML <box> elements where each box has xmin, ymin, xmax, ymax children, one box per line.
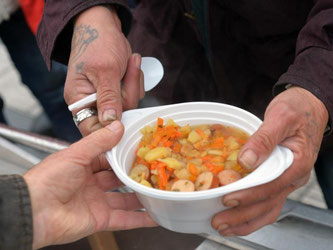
<box><xmin>73</xmin><ymin>108</ymin><xmax>97</xmax><ymax>127</ymax></box>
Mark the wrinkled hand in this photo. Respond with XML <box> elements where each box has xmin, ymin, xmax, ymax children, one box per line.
<box><xmin>212</xmin><ymin>86</ymin><xmax>328</xmax><ymax>236</ymax></box>
<box><xmin>64</xmin><ymin>5</ymin><xmax>144</xmax><ymax>136</ymax></box>
<box><xmin>24</xmin><ymin>121</ymin><xmax>156</xmax><ymax>249</ymax></box>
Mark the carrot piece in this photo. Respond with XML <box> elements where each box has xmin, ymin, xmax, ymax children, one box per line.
<box><xmin>173</xmin><ymin>143</ymin><xmax>181</xmax><ymax>153</ymax></box>
<box><xmin>157</xmin><ymin>117</ymin><xmax>164</xmax><ymax>130</ymax></box>
<box><xmin>157</xmin><ymin>163</ymin><xmax>169</xmax><ymax>190</ymax></box>
<box><xmin>206</xmin><ymin>137</ymin><xmax>224</xmax><ymax>149</ymax></box>
<box><xmin>202</xmin><ymin>155</ymin><xmax>213</xmax><ymax>162</ymax></box>
<box><xmin>136</xmin><ymin>157</ymin><xmax>149</xmax><ymax>166</ymax></box>
<box><xmin>166</xmin><ymin>165</ymin><xmax>174</xmax><ymax>173</ymax></box>
<box><xmin>174</xmin><ymin>131</ymin><xmax>182</xmax><ymax>138</ymax></box>
<box><xmin>205</xmin><ymin>162</ymin><xmax>216</xmax><ymax>172</ymax></box>
<box><xmin>213</xmin><ymin>165</ymin><xmax>224</xmax><ymax>175</ymax></box>
<box><xmin>195</xmin><ymin>128</ymin><xmax>205</xmax><ymax>138</ymax></box>
<box><xmin>163</xmin><ymin>140</ymin><xmax>174</xmax><ymax>148</ymax></box>
<box><xmin>189</xmin><ymin>175</ymin><xmax>197</xmax><ymax>182</ymax></box>
<box><xmin>205</xmin><ymin>162</ymin><xmax>224</xmax><ymax>175</ymax></box>
<box><xmin>188</xmin><ymin>163</ymin><xmax>199</xmax><ymax>176</ymax></box>
<box><xmin>150</xmin><ymin>161</ymin><xmax>159</xmax><ymax>170</ymax></box>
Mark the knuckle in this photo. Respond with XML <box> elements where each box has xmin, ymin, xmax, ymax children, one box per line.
<box><xmin>86</xmin><ymin>58</ymin><xmax>125</xmax><ymax>83</ymax></box>
<box><xmin>291</xmin><ymin>173</ymin><xmax>310</xmax><ymax>189</ymax></box>
<box><xmin>270</xmin><ymin>102</ymin><xmax>297</xmax><ymax>121</ymax></box>
<box><xmin>253</xmin><ymin>130</ymin><xmax>275</xmax><ymax>152</ymax></box>
<box><xmin>98</xmin><ymin>88</ymin><xmax>121</xmax><ymax>106</ymax></box>
<box><xmin>63</xmin><ymin>82</ymin><xmax>75</xmax><ymax>104</ymax></box>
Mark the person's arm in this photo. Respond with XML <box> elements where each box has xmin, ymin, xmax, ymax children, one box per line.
<box><xmin>38</xmin><ymin>2</ymin><xmax>144</xmax><ymax>136</ymax></box>
<box><xmin>37</xmin><ymin>0</ymin><xmax>132</xmax><ymax>69</ymax></box>
<box><xmin>22</xmin><ymin>121</ymin><xmax>155</xmax><ymax>249</ymax></box>
<box><xmin>211</xmin><ymin>0</ymin><xmax>332</xmax><ymax>236</ymax></box>
<box><xmin>274</xmin><ymin>0</ymin><xmax>333</xmax><ymax>136</ymax></box>
<box><xmin>0</xmin><ymin>175</ymin><xmax>33</xmax><ymax>250</ymax></box>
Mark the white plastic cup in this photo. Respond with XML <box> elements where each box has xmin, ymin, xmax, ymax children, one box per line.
<box><xmin>106</xmin><ymin>102</ymin><xmax>293</xmax><ymax>234</ymax></box>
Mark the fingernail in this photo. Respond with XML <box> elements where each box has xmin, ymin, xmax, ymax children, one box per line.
<box><xmin>134</xmin><ymin>53</ymin><xmax>142</xmax><ymax>69</ymax></box>
<box><xmin>239</xmin><ymin>149</ymin><xmax>258</xmax><ymax>170</ymax></box>
<box><xmin>107</xmin><ymin>120</ymin><xmax>122</xmax><ymax>132</ymax></box>
<box><xmin>224</xmin><ymin>199</ymin><xmax>239</xmax><ymax>207</ymax></box>
<box><xmin>102</xmin><ymin>109</ymin><xmax>117</xmax><ymax>122</ymax></box>
<box><xmin>217</xmin><ymin>224</ymin><xmax>229</xmax><ymax>232</ymax></box>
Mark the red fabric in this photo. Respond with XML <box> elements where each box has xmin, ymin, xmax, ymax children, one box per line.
<box><xmin>19</xmin><ymin>0</ymin><xmax>44</xmax><ymax>35</ymax></box>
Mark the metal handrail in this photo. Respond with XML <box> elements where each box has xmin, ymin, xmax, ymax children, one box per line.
<box><xmin>0</xmin><ymin>123</ymin><xmax>70</xmax><ymax>153</ymax></box>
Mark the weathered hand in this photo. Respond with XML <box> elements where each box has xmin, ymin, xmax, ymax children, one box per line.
<box><xmin>24</xmin><ymin>121</ymin><xmax>156</xmax><ymax>249</ymax></box>
<box><xmin>64</xmin><ymin>5</ymin><xmax>144</xmax><ymax>136</ymax></box>
<box><xmin>212</xmin><ymin>86</ymin><xmax>328</xmax><ymax>236</ymax></box>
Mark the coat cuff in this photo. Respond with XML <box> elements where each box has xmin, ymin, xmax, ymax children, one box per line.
<box><xmin>0</xmin><ymin>175</ymin><xmax>33</xmax><ymax>250</ymax></box>
<box><xmin>273</xmin><ymin>47</ymin><xmax>333</xmax><ymax>136</ymax></box>
<box><xmin>37</xmin><ymin>0</ymin><xmax>131</xmax><ymax>69</ymax></box>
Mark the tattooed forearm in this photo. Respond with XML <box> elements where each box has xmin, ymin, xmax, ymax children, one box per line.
<box><xmin>75</xmin><ymin>62</ymin><xmax>85</xmax><ymax>74</ymax></box>
<box><xmin>71</xmin><ymin>24</ymin><xmax>98</xmax><ymax>62</ymax></box>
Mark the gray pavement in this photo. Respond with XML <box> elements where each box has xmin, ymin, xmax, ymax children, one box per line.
<box><xmin>0</xmin><ymin>39</ymin><xmax>327</xmax><ymax>209</ymax></box>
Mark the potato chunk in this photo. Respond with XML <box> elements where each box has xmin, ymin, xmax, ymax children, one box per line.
<box><xmin>137</xmin><ymin>146</ymin><xmax>150</xmax><ymax>158</ymax></box>
<box><xmin>158</xmin><ymin>157</ymin><xmax>184</xmax><ymax>169</ymax></box>
<box><xmin>144</xmin><ymin>147</ymin><xmax>171</xmax><ymax>162</ymax></box>
<box><xmin>174</xmin><ymin>168</ymin><xmax>191</xmax><ymax>179</ymax></box>
<box><xmin>187</xmin><ymin>130</ymin><xmax>202</xmax><ymax>144</ymax></box>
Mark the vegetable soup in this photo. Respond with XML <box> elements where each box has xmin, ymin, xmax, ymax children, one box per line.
<box><xmin>129</xmin><ymin>118</ymin><xmax>252</xmax><ymax>191</ymax></box>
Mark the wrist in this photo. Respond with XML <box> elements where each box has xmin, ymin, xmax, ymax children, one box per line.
<box><xmin>74</xmin><ymin>5</ymin><xmax>122</xmax><ymax>32</ymax></box>
<box><xmin>287</xmin><ymin>86</ymin><xmax>329</xmax><ymax>133</ymax></box>
<box><xmin>24</xmin><ymin>174</ymin><xmax>48</xmax><ymax>249</ymax></box>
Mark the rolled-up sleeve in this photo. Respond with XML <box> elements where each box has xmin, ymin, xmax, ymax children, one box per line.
<box><xmin>274</xmin><ymin>0</ymin><xmax>333</xmax><ymax>134</ymax></box>
<box><xmin>37</xmin><ymin>0</ymin><xmax>132</xmax><ymax>69</ymax></box>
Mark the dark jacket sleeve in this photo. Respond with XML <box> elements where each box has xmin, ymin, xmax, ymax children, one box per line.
<box><xmin>0</xmin><ymin>175</ymin><xmax>32</xmax><ymax>250</ymax></box>
<box><xmin>37</xmin><ymin>0</ymin><xmax>132</xmax><ymax>69</ymax></box>
<box><xmin>274</xmin><ymin>0</ymin><xmax>333</xmax><ymax>133</ymax></box>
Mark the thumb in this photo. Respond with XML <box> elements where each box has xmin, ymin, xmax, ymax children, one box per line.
<box><xmin>68</xmin><ymin>120</ymin><xmax>124</xmax><ymax>162</ymax></box>
<box><xmin>95</xmin><ymin>69</ymin><xmax>124</xmax><ymax>126</ymax></box>
<box><xmin>238</xmin><ymin>116</ymin><xmax>289</xmax><ymax>170</ymax></box>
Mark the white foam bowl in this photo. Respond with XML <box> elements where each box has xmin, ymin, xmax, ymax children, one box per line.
<box><xmin>106</xmin><ymin>102</ymin><xmax>293</xmax><ymax>234</ymax></box>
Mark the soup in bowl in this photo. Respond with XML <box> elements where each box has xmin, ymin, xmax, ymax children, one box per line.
<box><xmin>105</xmin><ymin>102</ymin><xmax>293</xmax><ymax>234</ymax></box>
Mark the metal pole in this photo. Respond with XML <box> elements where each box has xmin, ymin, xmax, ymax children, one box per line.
<box><xmin>0</xmin><ymin>123</ymin><xmax>70</xmax><ymax>153</ymax></box>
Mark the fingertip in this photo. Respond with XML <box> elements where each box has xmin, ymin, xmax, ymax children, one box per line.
<box><xmin>133</xmin><ymin>53</ymin><xmax>142</xmax><ymax>69</ymax></box>
<box><xmin>106</xmin><ymin>120</ymin><xmax>124</xmax><ymax>134</ymax></box>
<box><xmin>238</xmin><ymin>149</ymin><xmax>258</xmax><ymax>170</ymax></box>
<box><xmin>224</xmin><ymin>199</ymin><xmax>240</xmax><ymax>208</ymax></box>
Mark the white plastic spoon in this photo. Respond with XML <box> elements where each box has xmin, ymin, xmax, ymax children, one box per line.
<box><xmin>68</xmin><ymin>57</ymin><xmax>164</xmax><ymax>111</ymax></box>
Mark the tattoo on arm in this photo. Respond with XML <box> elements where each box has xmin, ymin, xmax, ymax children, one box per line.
<box><xmin>71</xmin><ymin>24</ymin><xmax>98</xmax><ymax>62</ymax></box>
<box><xmin>75</xmin><ymin>62</ymin><xmax>85</xmax><ymax>74</ymax></box>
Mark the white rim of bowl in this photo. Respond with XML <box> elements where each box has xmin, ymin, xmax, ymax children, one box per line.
<box><xmin>107</xmin><ymin>102</ymin><xmax>289</xmax><ymax>201</ymax></box>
